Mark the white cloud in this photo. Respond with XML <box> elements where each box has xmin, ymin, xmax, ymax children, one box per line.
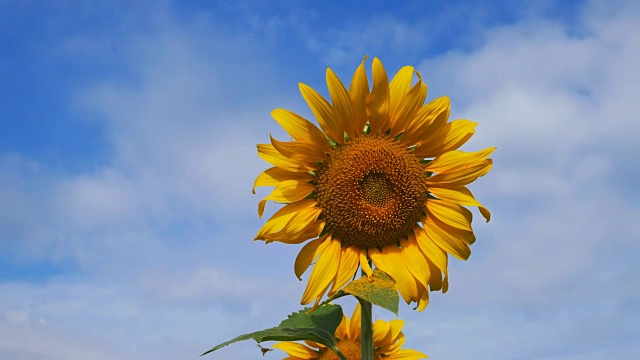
<box><xmin>0</xmin><ymin>154</ymin><xmax>59</xmax><ymax>258</ymax></box>
<box><xmin>1</xmin><ymin>9</ymin><xmax>307</xmax><ymax>359</ymax></box>
<box><xmin>138</xmin><ymin>266</ymin><xmax>300</xmax><ymax>305</ymax></box>
<box><xmin>2</xmin><ymin>8</ymin><xmax>289</xmax><ymax>258</ymax></box>
<box><xmin>0</xmin><ymin>319</ymin><xmax>119</xmax><ymax>360</ymax></box>
<box><xmin>0</xmin><ymin>278</ymin><xmax>299</xmax><ymax>360</ymax></box>
<box><xmin>305</xmin><ymin>15</ymin><xmax>433</xmax><ymax>66</ymax></box>
<box><xmin>56</xmin><ymin>169</ymin><xmax>140</xmax><ymax>229</ymax></box>
<box><xmin>404</xmin><ymin>1</ymin><xmax>640</xmax><ymax>357</ymax></box>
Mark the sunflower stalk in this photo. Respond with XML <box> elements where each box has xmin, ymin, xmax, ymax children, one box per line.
<box><xmin>358</xmin><ymin>297</ymin><xmax>374</xmax><ymax>360</ymax></box>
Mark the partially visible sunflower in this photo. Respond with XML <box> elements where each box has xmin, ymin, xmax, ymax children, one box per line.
<box><xmin>254</xmin><ymin>57</ymin><xmax>494</xmax><ymax>310</ymax></box>
<box><xmin>272</xmin><ymin>303</ymin><xmax>427</xmax><ymax>360</ymax></box>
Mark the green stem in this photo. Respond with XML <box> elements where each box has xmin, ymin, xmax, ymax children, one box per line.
<box><xmin>358</xmin><ymin>297</ymin><xmax>374</xmax><ymax>360</ymax></box>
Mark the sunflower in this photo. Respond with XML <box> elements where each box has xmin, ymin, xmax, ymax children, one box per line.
<box><xmin>254</xmin><ymin>57</ymin><xmax>494</xmax><ymax>310</ymax></box>
<box><xmin>272</xmin><ymin>303</ymin><xmax>427</xmax><ymax>360</ymax></box>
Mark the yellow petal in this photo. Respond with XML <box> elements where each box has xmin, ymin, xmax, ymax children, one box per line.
<box><xmin>392</xmin><ymin>81</ymin><xmax>427</xmax><ymax>136</ymax></box>
<box><xmin>258</xmin><ymin>180</ymin><xmax>315</xmax><ymax>218</ymax></box>
<box><xmin>349</xmin><ymin>56</ymin><xmax>370</xmax><ymax>135</ymax></box>
<box><xmin>402</xmin><ymin>96</ymin><xmax>450</xmax><ymax>145</ymax></box>
<box><xmin>402</xmin><ymin>233</ymin><xmax>431</xmax><ymax>291</ymax></box>
<box><xmin>257</xmin><ymin>143</ymin><xmax>315</xmax><ymax>172</ymax></box>
<box><xmin>270</xmin><ymin>135</ymin><xmax>326</xmax><ymax>163</ymax></box>
<box><xmin>253</xmin><ymin>167</ymin><xmax>314</xmax><ymax>194</ymax></box>
<box><xmin>349</xmin><ymin>302</ymin><xmax>362</xmax><ymax>340</ymax></box>
<box><xmin>256</xmin><ymin>199</ymin><xmax>317</xmax><ymax>238</ymax></box>
<box><xmin>367</xmin><ymin>57</ymin><xmax>391</xmax><ymax>134</ymax></box>
<box><xmin>389</xmin><ymin>319</ymin><xmax>405</xmax><ymax>342</ymax></box>
<box><xmin>415</xmin><ymin>281</ymin><xmax>430</xmax><ymax>312</ymax></box>
<box><xmin>425</xmin><ymin>200</ymin><xmax>473</xmax><ymax>231</ymax></box>
<box><xmin>385</xmin><ymin>348</ymin><xmax>429</xmax><ymax>359</ymax></box>
<box><xmin>258</xmin><ymin>200</ymin><xmax>266</xmax><ymax>219</ymax></box>
<box><xmin>328</xmin><ymin>246</ymin><xmax>359</xmax><ymax>297</ymax></box>
<box><xmin>372</xmin><ymin>319</ymin><xmax>392</xmax><ymax>345</ymax></box>
<box><xmin>413</xmin><ymin>227</ymin><xmax>448</xmax><ymax>282</ymax></box>
<box><xmin>267</xmin><ymin>221</ymin><xmax>325</xmax><ymax>245</ymax></box>
<box><xmin>294</xmin><ymin>237</ymin><xmax>329</xmax><ymax>280</ymax></box>
<box><xmin>376</xmin><ymin>320</ymin><xmax>405</xmax><ymax>351</ymax></box>
<box><xmin>383</xmin><ymin>336</ymin><xmax>406</xmax><ymax>354</ymax></box>
<box><xmin>439</xmin><ymin>268</ymin><xmax>449</xmax><ymax>293</ymax></box>
<box><xmin>271</xmin><ymin>108</ymin><xmax>329</xmax><ymax>150</ymax></box>
<box><xmin>428</xmin><ymin>186</ymin><xmax>491</xmax><ymax>222</ymax></box>
<box><xmin>422</xmin><ymin>216</ymin><xmax>471</xmax><ymax>261</ymax></box>
<box><xmin>272</xmin><ymin>342</ymin><xmax>318</xmax><ymax>357</ymax></box>
<box><xmin>359</xmin><ymin>248</ymin><xmax>374</xmax><ymax>278</ymax></box>
<box><xmin>426</xmin><ymin>159</ymin><xmax>493</xmax><ymax>188</ymax></box>
<box><xmin>461</xmin><ymin>230</ymin><xmax>476</xmax><ymax>245</ymax></box>
<box><xmin>413</xmin><ymin>119</ymin><xmax>477</xmax><ymax>158</ymax></box>
<box><xmin>479</xmin><ymin>206</ymin><xmax>492</xmax><ymax>222</ymax></box>
<box><xmin>389</xmin><ymin>66</ymin><xmax>414</xmax><ymax>116</ymax></box>
<box><xmin>299</xmin><ymin>83</ymin><xmax>343</xmax><ymax>144</ymax></box>
<box><xmin>301</xmin><ymin>238</ymin><xmax>341</xmax><ymax>305</ymax></box>
<box><xmin>303</xmin><ymin>340</ymin><xmax>324</xmax><ymax>349</ymax></box>
<box><xmin>262</xmin><ymin>206</ymin><xmax>323</xmax><ymax>244</ymax></box>
<box><xmin>370</xmin><ymin>246</ymin><xmax>417</xmax><ymax>304</ymax></box>
<box><xmin>327</xmin><ymin>67</ymin><xmax>356</xmax><ymax>138</ymax></box>
<box><xmin>335</xmin><ymin>313</ymin><xmax>350</xmax><ymax>341</ymax></box>
<box><xmin>427</xmin><ymin>258</ymin><xmax>443</xmax><ymax>292</ymax></box>
<box><xmin>426</xmin><ymin>147</ymin><xmax>496</xmax><ymax>174</ymax></box>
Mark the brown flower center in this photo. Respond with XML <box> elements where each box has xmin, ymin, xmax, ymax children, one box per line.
<box><xmin>360</xmin><ymin>173</ymin><xmax>394</xmax><ymax>207</ymax></box>
<box><xmin>317</xmin><ymin>339</ymin><xmax>381</xmax><ymax>360</ymax></box>
<box><xmin>316</xmin><ymin>135</ymin><xmax>427</xmax><ymax>248</ymax></box>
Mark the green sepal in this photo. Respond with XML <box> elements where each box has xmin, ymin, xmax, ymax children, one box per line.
<box><xmin>326</xmin><ymin>136</ymin><xmax>338</xmax><ymax>148</ymax></box>
<box><xmin>330</xmin><ymin>269</ymin><xmax>399</xmax><ymax>315</ymax></box>
<box><xmin>201</xmin><ymin>304</ymin><xmax>347</xmax><ymax>359</ymax></box>
<box><xmin>344</xmin><ymin>131</ymin><xmax>351</xmax><ymax>143</ymax></box>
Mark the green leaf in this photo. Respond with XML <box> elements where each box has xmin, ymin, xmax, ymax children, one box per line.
<box><xmin>201</xmin><ymin>304</ymin><xmax>346</xmax><ymax>359</ymax></box>
<box><xmin>331</xmin><ymin>269</ymin><xmax>399</xmax><ymax>315</ymax></box>
<box><xmin>279</xmin><ymin>304</ymin><xmax>342</xmax><ymax>330</ymax></box>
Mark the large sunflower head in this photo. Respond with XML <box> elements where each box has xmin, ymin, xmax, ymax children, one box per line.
<box><xmin>254</xmin><ymin>57</ymin><xmax>494</xmax><ymax>310</ymax></box>
<box><xmin>272</xmin><ymin>303</ymin><xmax>428</xmax><ymax>360</ymax></box>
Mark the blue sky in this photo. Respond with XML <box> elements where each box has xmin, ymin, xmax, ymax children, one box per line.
<box><xmin>1</xmin><ymin>0</ymin><xmax>639</xmax><ymax>359</ymax></box>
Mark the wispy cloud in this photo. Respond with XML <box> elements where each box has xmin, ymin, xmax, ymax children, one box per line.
<box><xmin>404</xmin><ymin>1</ymin><xmax>640</xmax><ymax>358</ymax></box>
<box><xmin>1</xmin><ymin>7</ymin><xmax>306</xmax><ymax>359</ymax></box>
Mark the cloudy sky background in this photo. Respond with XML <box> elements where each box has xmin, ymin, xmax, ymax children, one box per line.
<box><xmin>1</xmin><ymin>0</ymin><xmax>639</xmax><ymax>359</ymax></box>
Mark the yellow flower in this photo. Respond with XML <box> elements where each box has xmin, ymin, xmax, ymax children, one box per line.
<box><xmin>254</xmin><ymin>57</ymin><xmax>494</xmax><ymax>310</ymax></box>
<box><xmin>272</xmin><ymin>303</ymin><xmax>427</xmax><ymax>360</ymax></box>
